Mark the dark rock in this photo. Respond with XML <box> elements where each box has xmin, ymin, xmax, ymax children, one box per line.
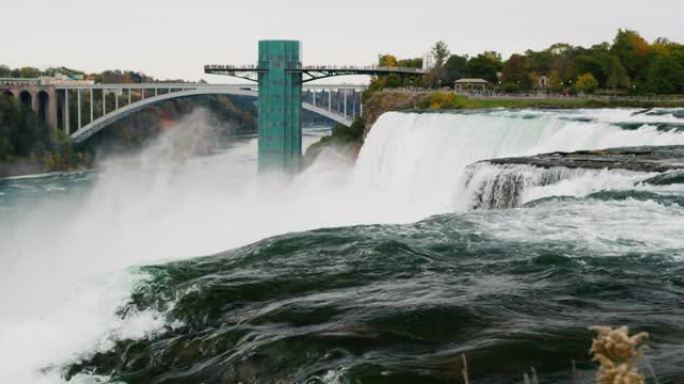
<box><xmin>642</xmin><ymin>169</ymin><xmax>684</xmax><ymax>185</ymax></box>
<box><xmin>482</xmin><ymin>145</ymin><xmax>684</xmax><ymax>174</ymax></box>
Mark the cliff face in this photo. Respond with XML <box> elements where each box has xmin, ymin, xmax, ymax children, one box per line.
<box><xmin>362</xmin><ymin>91</ymin><xmax>427</xmax><ymax>137</ymax></box>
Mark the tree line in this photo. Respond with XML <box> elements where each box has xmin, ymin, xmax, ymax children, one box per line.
<box><xmin>0</xmin><ymin>65</ymin><xmax>190</xmax><ymax>84</ymax></box>
<box><xmin>372</xmin><ymin>29</ymin><xmax>684</xmax><ymax>95</ymax></box>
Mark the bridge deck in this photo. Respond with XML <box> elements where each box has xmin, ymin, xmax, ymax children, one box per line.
<box><xmin>204</xmin><ymin>65</ymin><xmax>426</xmax><ymax>82</ymax></box>
<box><xmin>52</xmin><ymin>83</ymin><xmax>366</xmax><ymax>91</ymax></box>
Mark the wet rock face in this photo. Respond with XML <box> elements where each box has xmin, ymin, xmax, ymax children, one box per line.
<box><xmin>484</xmin><ymin>145</ymin><xmax>684</xmax><ymax>173</ymax></box>
<box><xmin>463</xmin><ymin>145</ymin><xmax>684</xmax><ymax>210</ymax></box>
<box><xmin>642</xmin><ymin>169</ymin><xmax>684</xmax><ymax>185</ymax></box>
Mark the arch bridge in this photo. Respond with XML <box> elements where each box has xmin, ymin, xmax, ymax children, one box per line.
<box><xmin>0</xmin><ymin>79</ymin><xmax>366</xmax><ymax>144</ymax></box>
<box><xmin>51</xmin><ymin>83</ymin><xmax>367</xmax><ymax>144</ymax></box>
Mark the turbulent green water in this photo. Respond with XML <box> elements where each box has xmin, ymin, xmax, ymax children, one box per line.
<box><xmin>2</xmin><ymin>110</ymin><xmax>684</xmax><ymax>384</ymax></box>
<box><xmin>66</xmin><ymin>192</ymin><xmax>684</xmax><ymax>383</ymax></box>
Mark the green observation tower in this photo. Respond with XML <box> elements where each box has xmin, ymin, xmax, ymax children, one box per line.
<box><xmin>257</xmin><ymin>40</ymin><xmax>302</xmax><ymax>172</ymax></box>
<box><xmin>205</xmin><ymin>40</ymin><xmax>426</xmax><ymax>173</ymax></box>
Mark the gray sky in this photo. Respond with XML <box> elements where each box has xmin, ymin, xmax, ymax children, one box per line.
<box><xmin>2</xmin><ymin>0</ymin><xmax>683</xmax><ymax>83</ymax></box>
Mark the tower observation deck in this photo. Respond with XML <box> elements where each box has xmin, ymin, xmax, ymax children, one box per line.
<box><xmin>205</xmin><ymin>40</ymin><xmax>425</xmax><ymax>172</ymax></box>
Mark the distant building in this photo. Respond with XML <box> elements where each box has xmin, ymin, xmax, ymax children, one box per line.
<box><xmin>537</xmin><ymin>75</ymin><xmax>550</xmax><ymax>90</ymax></box>
<box><xmin>41</xmin><ymin>73</ymin><xmax>94</xmax><ymax>86</ymax></box>
<box><xmin>454</xmin><ymin>78</ymin><xmax>489</xmax><ymax>93</ymax></box>
<box><xmin>422</xmin><ymin>53</ymin><xmax>434</xmax><ymax>71</ymax></box>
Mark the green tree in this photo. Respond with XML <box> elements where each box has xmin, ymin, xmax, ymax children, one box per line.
<box><xmin>444</xmin><ymin>54</ymin><xmax>468</xmax><ymax>84</ymax></box>
<box><xmin>0</xmin><ymin>95</ymin><xmax>20</xmax><ymax>160</ymax></box>
<box><xmin>575</xmin><ymin>73</ymin><xmax>599</xmax><ymax>94</ymax></box>
<box><xmin>0</xmin><ymin>94</ymin><xmax>52</xmax><ymax>160</ymax></box>
<box><xmin>603</xmin><ymin>55</ymin><xmax>631</xmax><ymax>91</ymax></box>
<box><xmin>525</xmin><ymin>49</ymin><xmax>553</xmax><ymax>74</ymax></box>
<box><xmin>612</xmin><ymin>29</ymin><xmax>651</xmax><ymax>84</ymax></box>
<box><xmin>431</xmin><ymin>41</ymin><xmax>451</xmax><ymax>68</ymax></box>
<box><xmin>426</xmin><ymin>41</ymin><xmax>451</xmax><ymax>87</ymax></box>
<box><xmin>467</xmin><ymin>52</ymin><xmax>503</xmax><ymax>83</ymax></box>
<box><xmin>646</xmin><ymin>52</ymin><xmax>684</xmax><ymax>94</ymax></box>
<box><xmin>384</xmin><ymin>73</ymin><xmax>402</xmax><ymax>88</ymax></box>
<box><xmin>19</xmin><ymin>67</ymin><xmax>41</xmax><ymax>78</ymax></box>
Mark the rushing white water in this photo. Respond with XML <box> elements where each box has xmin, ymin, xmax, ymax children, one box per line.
<box><xmin>1</xmin><ymin>108</ymin><xmax>684</xmax><ymax>383</ymax></box>
<box><xmin>462</xmin><ymin>164</ymin><xmax>653</xmax><ymax>209</ymax></box>
<box><xmin>354</xmin><ymin>110</ymin><xmax>684</xmax><ymax>212</ymax></box>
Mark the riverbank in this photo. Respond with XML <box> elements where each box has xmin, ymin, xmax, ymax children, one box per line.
<box><xmin>0</xmin><ymin>158</ymin><xmax>43</xmax><ymax>179</ymax></box>
<box><xmin>419</xmin><ymin>91</ymin><xmax>684</xmax><ymax>110</ymax></box>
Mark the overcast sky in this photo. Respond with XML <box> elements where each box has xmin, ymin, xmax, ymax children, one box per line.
<box><xmin>2</xmin><ymin>0</ymin><xmax>683</xmax><ymax>83</ymax></box>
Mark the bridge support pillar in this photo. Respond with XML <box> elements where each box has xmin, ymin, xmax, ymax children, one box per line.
<box><xmin>64</xmin><ymin>90</ymin><xmax>70</xmax><ymax>134</ymax></box>
<box><xmin>46</xmin><ymin>87</ymin><xmax>59</xmax><ymax>135</ymax></box>
<box><xmin>77</xmin><ymin>89</ymin><xmax>82</xmax><ymax>130</ymax></box>
<box><xmin>257</xmin><ymin>40</ymin><xmax>302</xmax><ymax>173</ymax></box>
<box><xmin>90</xmin><ymin>90</ymin><xmax>94</xmax><ymax>123</ymax></box>
<box><xmin>31</xmin><ymin>90</ymin><xmax>38</xmax><ymax>112</ymax></box>
<box><xmin>343</xmin><ymin>90</ymin><xmax>347</xmax><ymax>117</ymax></box>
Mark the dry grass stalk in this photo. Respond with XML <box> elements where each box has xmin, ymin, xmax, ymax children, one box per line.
<box><xmin>589</xmin><ymin>326</ymin><xmax>649</xmax><ymax>384</ymax></box>
<box><xmin>461</xmin><ymin>353</ymin><xmax>470</xmax><ymax>384</ymax></box>
<box><xmin>523</xmin><ymin>367</ymin><xmax>538</xmax><ymax>384</ymax></box>
<box><xmin>530</xmin><ymin>367</ymin><xmax>538</xmax><ymax>384</ymax></box>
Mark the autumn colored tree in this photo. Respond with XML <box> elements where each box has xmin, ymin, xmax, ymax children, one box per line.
<box><xmin>502</xmin><ymin>54</ymin><xmax>531</xmax><ymax>89</ymax></box>
<box><xmin>378</xmin><ymin>54</ymin><xmax>398</xmax><ymax>67</ymax></box>
<box><xmin>397</xmin><ymin>58</ymin><xmax>423</xmax><ymax>69</ymax></box>
<box><xmin>612</xmin><ymin>29</ymin><xmax>651</xmax><ymax>84</ymax></box>
<box><xmin>575</xmin><ymin>73</ymin><xmax>599</xmax><ymax>93</ymax></box>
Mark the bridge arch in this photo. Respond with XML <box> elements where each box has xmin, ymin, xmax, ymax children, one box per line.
<box><xmin>19</xmin><ymin>90</ymin><xmax>33</xmax><ymax>110</ymax></box>
<box><xmin>37</xmin><ymin>91</ymin><xmax>49</xmax><ymax>122</ymax></box>
<box><xmin>19</xmin><ymin>90</ymin><xmax>33</xmax><ymax>109</ymax></box>
<box><xmin>2</xmin><ymin>90</ymin><xmax>14</xmax><ymax>97</ymax></box>
<box><xmin>70</xmin><ymin>88</ymin><xmax>353</xmax><ymax>144</ymax></box>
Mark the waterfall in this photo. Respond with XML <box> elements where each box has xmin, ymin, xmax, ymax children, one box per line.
<box><xmin>352</xmin><ymin>110</ymin><xmax>684</xmax><ymax>211</ymax></box>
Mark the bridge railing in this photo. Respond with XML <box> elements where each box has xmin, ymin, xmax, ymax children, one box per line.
<box><xmin>205</xmin><ymin>64</ymin><xmax>426</xmax><ymax>75</ymax></box>
<box><xmin>0</xmin><ymin>77</ymin><xmax>41</xmax><ymax>86</ymax></box>
<box><xmin>301</xmin><ymin>65</ymin><xmax>426</xmax><ymax>74</ymax></box>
